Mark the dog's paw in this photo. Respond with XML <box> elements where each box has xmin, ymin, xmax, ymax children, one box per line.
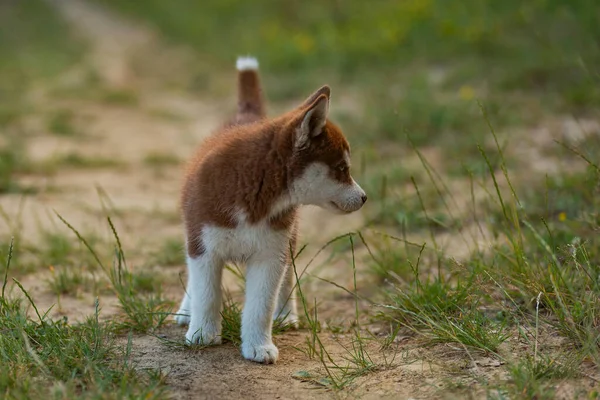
<box><xmin>174</xmin><ymin>309</ymin><xmax>191</xmax><ymax>326</ymax></box>
<box><xmin>185</xmin><ymin>325</ymin><xmax>222</xmax><ymax>345</ymax></box>
<box><xmin>241</xmin><ymin>341</ymin><xmax>279</xmax><ymax>364</ymax></box>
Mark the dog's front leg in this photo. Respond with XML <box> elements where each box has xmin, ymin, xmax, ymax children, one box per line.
<box><xmin>241</xmin><ymin>251</ymin><xmax>286</xmax><ymax>364</ymax></box>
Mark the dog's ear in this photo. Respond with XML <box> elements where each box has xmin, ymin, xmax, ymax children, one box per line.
<box><xmin>300</xmin><ymin>85</ymin><xmax>331</xmax><ymax>108</ymax></box>
<box><xmin>296</xmin><ymin>94</ymin><xmax>328</xmax><ymax>149</ymax></box>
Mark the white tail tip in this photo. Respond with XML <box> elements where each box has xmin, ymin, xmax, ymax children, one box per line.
<box><xmin>236</xmin><ymin>56</ymin><xmax>259</xmax><ymax>71</ymax></box>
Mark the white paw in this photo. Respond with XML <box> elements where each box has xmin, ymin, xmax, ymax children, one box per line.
<box><xmin>185</xmin><ymin>325</ymin><xmax>222</xmax><ymax>345</ymax></box>
<box><xmin>174</xmin><ymin>309</ymin><xmax>191</xmax><ymax>325</ymax></box>
<box><xmin>241</xmin><ymin>342</ymin><xmax>279</xmax><ymax>364</ymax></box>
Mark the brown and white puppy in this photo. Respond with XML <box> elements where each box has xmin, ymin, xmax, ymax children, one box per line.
<box><xmin>176</xmin><ymin>56</ymin><xmax>366</xmax><ymax>364</ymax></box>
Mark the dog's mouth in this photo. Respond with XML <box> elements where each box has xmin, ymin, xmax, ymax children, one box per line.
<box><xmin>329</xmin><ymin>201</ymin><xmax>352</xmax><ymax>214</ymax></box>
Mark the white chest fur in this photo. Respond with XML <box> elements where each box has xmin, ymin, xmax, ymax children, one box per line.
<box><xmin>201</xmin><ymin>220</ymin><xmax>290</xmax><ymax>262</ymax></box>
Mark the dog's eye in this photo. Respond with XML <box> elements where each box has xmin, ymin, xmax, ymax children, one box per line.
<box><xmin>338</xmin><ymin>164</ymin><xmax>348</xmax><ymax>172</ymax></box>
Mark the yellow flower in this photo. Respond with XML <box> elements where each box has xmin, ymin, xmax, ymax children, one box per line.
<box><xmin>558</xmin><ymin>212</ymin><xmax>567</xmax><ymax>222</ymax></box>
<box><xmin>459</xmin><ymin>85</ymin><xmax>475</xmax><ymax>100</ymax></box>
<box><xmin>49</xmin><ymin>265</ymin><xmax>55</xmax><ymax>273</ymax></box>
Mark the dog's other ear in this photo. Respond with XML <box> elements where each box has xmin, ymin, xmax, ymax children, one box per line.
<box><xmin>300</xmin><ymin>85</ymin><xmax>331</xmax><ymax>108</ymax></box>
<box><xmin>296</xmin><ymin>94</ymin><xmax>328</xmax><ymax>149</ymax></box>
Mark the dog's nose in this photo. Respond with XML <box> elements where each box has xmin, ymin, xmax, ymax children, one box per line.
<box><xmin>361</xmin><ymin>194</ymin><xmax>368</xmax><ymax>204</ymax></box>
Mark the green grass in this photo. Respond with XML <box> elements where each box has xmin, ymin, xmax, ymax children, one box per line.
<box><xmin>146</xmin><ymin>237</ymin><xmax>185</xmax><ymax>267</ymax></box>
<box><xmin>127</xmin><ymin>270</ymin><xmax>163</xmax><ymax>293</ymax></box>
<box><xmin>290</xmin><ymin>235</ymin><xmax>396</xmax><ymax>389</ymax></box>
<box><xmin>47</xmin><ymin>110</ymin><xmax>79</xmax><ymax>137</ymax></box>
<box><xmin>0</xmin><ymin>147</ymin><xmax>124</xmax><ymax>194</ymax></box>
<box><xmin>368</xmin><ymin>126</ymin><xmax>600</xmax><ymax>391</ymax></box>
<box><xmin>98</xmin><ymin>89</ymin><xmax>139</xmax><ymax>106</ymax></box>
<box><xmin>217</xmin><ymin>293</ymin><xmax>295</xmax><ymax>347</ymax></box>
<box><xmin>0</xmin><ymin>228</ymin><xmax>106</xmax><ymax>278</ymax></box>
<box><xmin>0</xmin><ymin>0</ymin><xmax>82</xmax><ymax>97</ymax></box>
<box><xmin>31</xmin><ymin>230</ymin><xmax>105</xmax><ymax>275</ymax></box>
<box><xmin>143</xmin><ymin>152</ymin><xmax>181</xmax><ymax>168</ymax></box>
<box><xmin>0</xmin><ymin>0</ymin><xmax>82</xmax><ymax>130</ymax></box>
<box><xmin>50</xmin><ymin>152</ymin><xmax>125</xmax><ymax>170</ymax></box>
<box><xmin>39</xmin><ymin>231</ymin><xmax>104</xmax><ymax>269</ymax></box>
<box><xmin>374</xmin><ymin>245</ymin><xmax>508</xmax><ymax>354</ymax></box>
<box><xmin>499</xmin><ymin>355</ymin><xmax>580</xmax><ymax>399</ymax></box>
<box><xmin>0</xmin><ymin>0</ymin><xmax>83</xmax><ymax>194</ymax></box>
<box><xmin>1</xmin><ymin>241</ymin><xmax>168</xmax><ymax>399</ymax></box>
<box><xmin>46</xmin><ymin>266</ymin><xmax>96</xmax><ymax>296</ymax></box>
<box><xmin>56</xmin><ymin>215</ymin><xmax>173</xmax><ymax>333</ymax></box>
<box><xmin>0</xmin><ymin>139</ymin><xmax>32</xmax><ymax>194</ymax></box>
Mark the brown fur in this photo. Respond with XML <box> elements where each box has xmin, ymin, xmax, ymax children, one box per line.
<box><xmin>234</xmin><ymin>69</ymin><xmax>266</xmax><ymax>125</ymax></box>
<box><xmin>181</xmin><ymin>69</ymin><xmax>352</xmax><ymax>258</ymax></box>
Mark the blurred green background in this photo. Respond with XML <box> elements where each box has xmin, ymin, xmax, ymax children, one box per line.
<box><xmin>95</xmin><ymin>1</ymin><xmax>598</xmax><ymax>77</ymax></box>
<box><xmin>3</xmin><ymin>0</ymin><xmax>600</xmax><ymax>137</ymax></box>
<box><xmin>1</xmin><ymin>0</ymin><xmax>599</xmax><ymax>236</ymax></box>
<box><xmin>94</xmin><ymin>0</ymin><xmax>600</xmax><ymax>166</ymax></box>
<box><xmin>95</xmin><ymin>0</ymin><xmax>600</xmax><ymax>103</ymax></box>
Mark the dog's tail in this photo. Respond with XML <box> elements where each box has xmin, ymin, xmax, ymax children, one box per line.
<box><xmin>236</xmin><ymin>56</ymin><xmax>265</xmax><ymax>119</ymax></box>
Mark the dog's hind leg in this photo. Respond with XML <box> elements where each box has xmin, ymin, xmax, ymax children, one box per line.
<box><xmin>241</xmin><ymin>246</ymin><xmax>287</xmax><ymax>364</ymax></box>
<box><xmin>185</xmin><ymin>252</ymin><xmax>225</xmax><ymax>345</ymax></box>
<box><xmin>273</xmin><ymin>226</ymin><xmax>299</xmax><ymax>327</ymax></box>
<box><xmin>175</xmin><ymin>280</ymin><xmax>191</xmax><ymax>325</ymax></box>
